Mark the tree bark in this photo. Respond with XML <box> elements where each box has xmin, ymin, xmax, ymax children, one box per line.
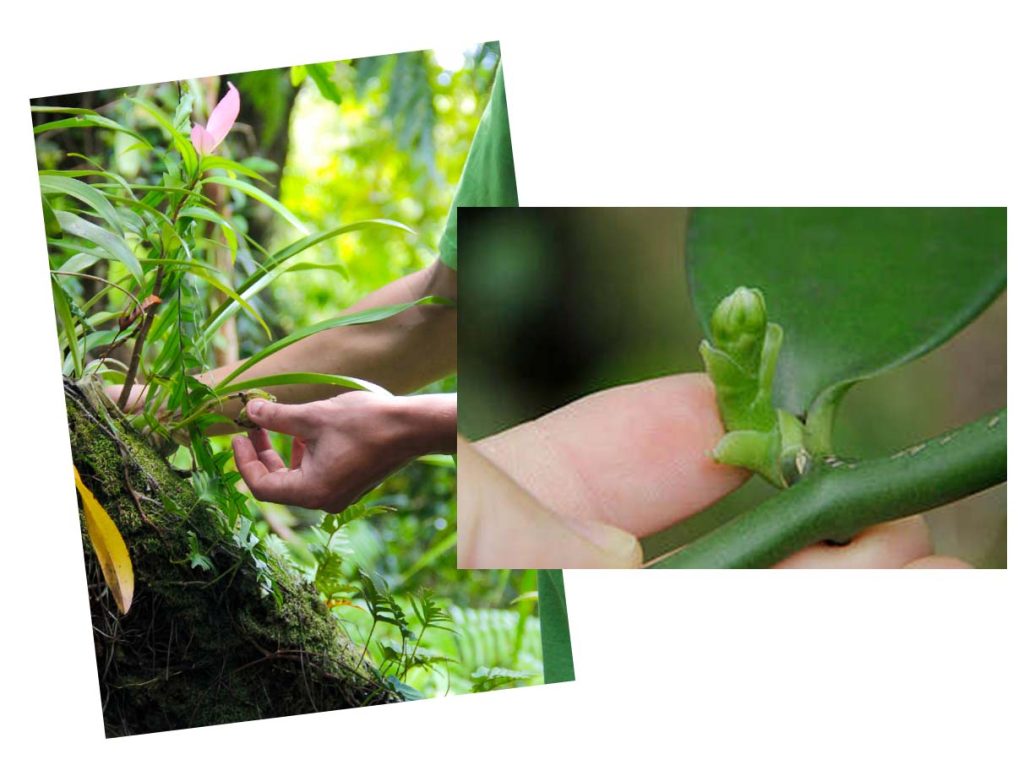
<box><xmin>65</xmin><ymin>378</ymin><xmax>398</xmax><ymax>737</ymax></box>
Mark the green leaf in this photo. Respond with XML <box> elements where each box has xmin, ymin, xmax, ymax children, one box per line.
<box><xmin>200</xmin><ymin>175</ymin><xmax>308</xmax><ymax>234</ymax></box>
<box><xmin>202</xmin><ymin>219</ymin><xmax>415</xmax><ymax>344</ymax></box>
<box><xmin>39</xmin><ymin>174</ymin><xmax>125</xmax><ymax>236</ymax></box>
<box><xmin>306</xmin><ymin>62</ymin><xmax>343</xmax><ymax>104</ymax></box>
<box><xmin>179</xmin><ymin>206</ymin><xmax>238</xmax><ymax>261</ymax></box>
<box><xmin>215</xmin><ymin>296</ymin><xmax>447</xmax><ymax>388</ymax></box>
<box><xmin>176</xmin><ymin>262</ymin><xmax>270</xmax><ymax>339</ymax></box>
<box><xmin>330</xmin><ymin>504</ymin><xmax>395</xmax><ymax>528</ymax></box>
<box><xmin>284</xmin><ymin>262</ymin><xmax>348</xmax><ymax>277</ymax></box>
<box><xmin>52</xmin><ymin>277</ymin><xmax>83</xmax><ymax>377</ymax></box>
<box><xmin>42</xmin><ymin>196</ymin><xmax>61</xmax><ymax>238</ymax></box>
<box><xmin>198</xmin><ymin>155</ymin><xmax>270</xmax><ymax>184</ymax></box>
<box><xmin>33</xmin><ymin>112</ymin><xmax>152</xmax><ymax>148</ymax></box>
<box><xmin>686</xmin><ymin>208</ymin><xmax>1006</xmax><ymax>417</ymax></box>
<box><xmin>127</xmin><ymin>96</ymin><xmax>198</xmax><ymax>175</ymax></box>
<box><xmin>54</xmin><ymin>211</ymin><xmax>143</xmax><ymax>286</ymax></box>
<box><xmin>213</xmin><ymin>372</ymin><xmax>390</xmax><ymax>398</ymax></box>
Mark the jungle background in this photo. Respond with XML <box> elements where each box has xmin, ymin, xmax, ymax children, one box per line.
<box><xmin>34</xmin><ymin>41</ymin><xmax>544</xmax><ymax>732</ymax></box>
<box><xmin>458</xmin><ymin>207</ymin><xmax>1007</xmax><ymax>568</ymax></box>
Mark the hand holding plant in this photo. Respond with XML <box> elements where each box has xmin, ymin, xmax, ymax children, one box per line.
<box><xmin>232</xmin><ymin>391</ymin><xmax>456</xmax><ymax>512</ymax></box>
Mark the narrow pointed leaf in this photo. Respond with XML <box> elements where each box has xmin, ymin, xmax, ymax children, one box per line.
<box><xmin>179</xmin><ymin>206</ymin><xmax>238</xmax><ymax>261</ymax></box>
<box><xmin>180</xmin><ymin>263</ymin><xmax>270</xmax><ymax>339</ymax></box>
<box><xmin>33</xmin><ymin>113</ymin><xmax>152</xmax><ymax>147</ymax></box>
<box><xmin>203</xmin><ymin>219</ymin><xmax>414</xmax><ymax>342</ymax></box>
<box><xmin>51</xmin><ymin>277</ymin><xmax>83</xmax><ymax>377</ymax></box>
<box><xmin>201</xmin><ymin>175</ymin><xmax>308</xmax><ymax>234</ymax></box>
<box><xmin>73</xmin><ymin>466</ymin><xmax>134</xmax><ymax>614</ymax></box>
<box><xmin>40</xmin><ymin>174</ymin><xmax>124</xmax><ymax>236</ymax></box>
<box><xmin>54</xmin><ymin>211</ymin><xmax>143</xmax><ymax>286</ymax></box>
<box><xmin>214</xmin><ymin>372</ymin><xmax>390</xmax><ymax>398</ymax></box>
<box><xmin>216</xmin><ymin>297</ymin><xmax>448</xmax><ymax>388</ymax></box>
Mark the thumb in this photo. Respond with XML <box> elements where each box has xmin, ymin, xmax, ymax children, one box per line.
<box><xmin>457</xmin><ymin>435</ymin><xmax>642</xmax><ymax>569</ymax></box>
<box><xmin>246</xmin><ymin>399</ymin><xmax>316</xmax><ymax>437</ymax></box>
<box><xmin>475</xmin><ymin>373</ymin><xmax>748</xmax><ymax>538</ymax></box>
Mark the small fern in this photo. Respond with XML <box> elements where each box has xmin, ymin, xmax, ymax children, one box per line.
<box><xmin>470</xmin><ymin>667</ymin><xmax>532</xmax><ymax>694</ymax></box>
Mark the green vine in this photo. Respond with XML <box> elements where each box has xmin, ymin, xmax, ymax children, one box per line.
<box><xmin>654</xmin><ymin>408</ymin><xmax>1006</xmax><ymax>568</ymax></box>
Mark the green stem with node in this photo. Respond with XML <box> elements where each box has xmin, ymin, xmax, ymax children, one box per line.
<box><xmin>654</xmin><ymin>409</ymin><xmax>1006</xmax><ymax>568</ymax></box>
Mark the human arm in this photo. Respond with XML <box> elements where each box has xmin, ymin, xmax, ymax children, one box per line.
<box><xmin>115</xmin><ymin>257</ymin><xmax>456</xmax><ymax>429</ymax></box>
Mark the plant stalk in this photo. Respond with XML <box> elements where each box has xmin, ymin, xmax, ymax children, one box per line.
<box><xmin>651</xmin><ymin>409</ymin><xmax>1006</xmax><ymax>568</ymax></box>
<box><xmin>117</xmin><ymin>177</ymin><xmax>197</xmax><ymax>410</ymax></box>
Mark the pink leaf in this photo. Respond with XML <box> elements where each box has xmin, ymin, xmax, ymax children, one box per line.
<box><xmin>191</xmin><ymin>124</ymin><xmax>216</xmax><ymax>154</ymax></box>
<box><xmin>205</xmin><ymin>82</ymin><xmax>240</xmax><ymax>149</ymax></box>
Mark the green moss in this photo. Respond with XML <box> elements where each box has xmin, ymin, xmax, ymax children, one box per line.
<box><xmin>65</xmin><ymin>379</ymin><xmax>397</xmax><ymax>736</ymax></box>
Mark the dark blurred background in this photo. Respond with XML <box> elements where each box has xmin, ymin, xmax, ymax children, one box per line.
<box><xmin>458</xmin><ymin>208</ymin><xmax>1006</xmax><ymax>567</ymax></box>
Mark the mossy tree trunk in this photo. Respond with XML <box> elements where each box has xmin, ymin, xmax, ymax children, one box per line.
<box><xmin>65</xmin><ymin>379</ymin><xmax>398</xmax><ymax>737</ymax></box>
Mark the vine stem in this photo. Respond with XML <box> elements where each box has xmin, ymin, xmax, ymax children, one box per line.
<box><xmin>651</xmin><ymin>409</ymin><xmax>1006</xmax><ymax>569</ymax></box>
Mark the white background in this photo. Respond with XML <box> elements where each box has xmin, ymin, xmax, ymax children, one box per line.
<box><xmin>0</xmin><ymin>1</ymin><xmax>1018</xmax><ymax>762</ymax></box>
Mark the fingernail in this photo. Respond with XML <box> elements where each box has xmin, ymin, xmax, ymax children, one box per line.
<box><xmin>248</xmin><ymin>399</ymin><xmax>265</xmax><ymax>416</ymax></box>
<box><xmin>562</xmin><ymin>516</ymin><xmax>643</xmax><ymax>567</ymax></box>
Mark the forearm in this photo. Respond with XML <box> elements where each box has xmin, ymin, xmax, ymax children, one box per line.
<box><xmin>200</xmin><ymin>260</ymin><xmax>457</xmax><ymax>423</ymax></box>
<box><xmin>397</xmin><ymin>393</ymin><xmax>457</xmax><ymax>455</ymax></box>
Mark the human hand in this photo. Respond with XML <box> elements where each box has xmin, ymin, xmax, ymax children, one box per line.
<box><xmin>231</xmin><ymin>391</ymin><xmax>455</xmax><ymax>513</ymax></box>
<box><xmin>458</xmin><ymin>374</ymin><xmax>969</xmax><ymax>569</ymax></box>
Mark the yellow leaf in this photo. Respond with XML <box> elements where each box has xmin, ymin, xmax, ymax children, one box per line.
<box><xmin>74</xmin><ymin>466</ymin><xmax>134</xmax><ymax>614</ymax></box>
<box><xmin>325</xmin><ymin>598</ymin><xmax>363</xmax><ymax>611</ymax></box>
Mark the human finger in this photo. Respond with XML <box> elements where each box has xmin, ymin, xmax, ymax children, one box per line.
<box><xmin>903</xmin><ymin>555</ymin><xmax>973</xmax><ymax>569</ymax></box>
<box><xmin>457</xmin><ymin>435</ymin><xmax>643</xmax><ymax>569</ymax></box>
<box><xmin>246</xmin><ymin>399</ymin><xmax>319</xmax><ymax>438</ymax></box>
<box><xmin>233</xmin><ymin>435</ymin><xmax>269</xmax><ymax>485</ymax></box>
<box><xmin>475</xmin><ymin>374</ymin><xmax>748</xmax><ymax>538</ymax></box>
<box><xmin>249</xmin><ymin>427</ymin><xmax>286</xmax><ymax>472</ymax></box>
<box><xmin>774</xmin><ymin>516</ymin><xmax>933</xmax><ymax>569</ymax></box>
<box><xmin>233</xmin><ymin>435</ymin><xmax>307</xmax><ymax>505</ymax></box>
<box><xmin>290</xmin><ymin>437</ymin><xmax>306</xmax><ymax>469</ymax></box>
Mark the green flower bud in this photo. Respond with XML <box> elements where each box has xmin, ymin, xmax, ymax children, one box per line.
<box><xmin>709</xmin><ymin>287</ymin><xmax>767</xmax><ymax>372</ymax></box>
<box><xmin>702</xmin><ymin>286</ymin><xmax>811</xmax><ymax>488</ymax></box>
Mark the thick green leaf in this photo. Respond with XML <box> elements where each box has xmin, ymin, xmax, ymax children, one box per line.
<box><xmin>40</xmin><ymin>174</ymin><xmax>124</xmax><ymax>235</ymax></box>
<box><xmin>54</xmin><ymin>211</ymin><xmax>143</xmax><ymax>286</ymax></box>
<box><xmin>686</xmin><ymin>208</ymin><xmax>1006</xmax><ymax>416</ymax></box>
